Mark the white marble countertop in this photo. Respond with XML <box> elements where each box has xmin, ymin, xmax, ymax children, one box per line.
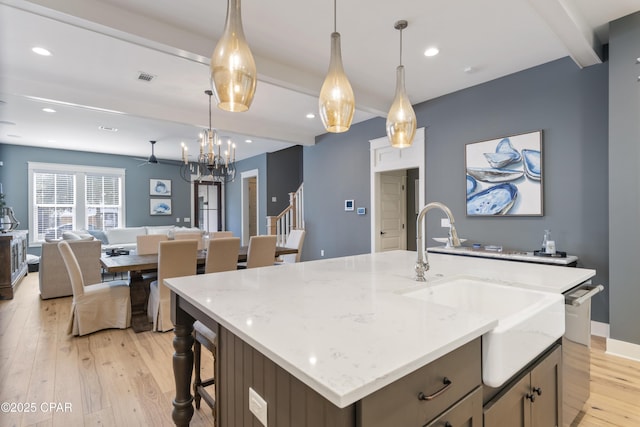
<box><xmin>427</xmin><ymin>245</ymin><xmax>579</xmax><ymax>266</ymax></box>
<box><xmin>165</xmin><ymin>250</ymin><xmax>595</xmax><ymax>408</ymax></box>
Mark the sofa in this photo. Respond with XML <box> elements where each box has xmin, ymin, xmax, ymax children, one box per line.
<box><xmin>39</xmin><ymin>239</ymin><xmax>102</xmax><ymax>299</ymax></box>
<box><xmin>38</xmin><ymin>225</ymin><xmax>205</xmax><ymax>299</ymax></box>
<box><xmin>97</xmin><ymin>225</ymin><xmax>203</xmax><ymax>252</ymax></box>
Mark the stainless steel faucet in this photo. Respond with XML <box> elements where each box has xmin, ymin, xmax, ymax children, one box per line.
<box><xmin>415</xmin><ymin>202</ymin><xmax>461</xmax><ymax>281</ymax></box>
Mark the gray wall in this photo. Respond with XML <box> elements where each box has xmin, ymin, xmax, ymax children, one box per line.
<box><xmin>266</xmin><ymin>145</ymin><xmax>303</xmax><ymax>215</ymax></box>
<box><xmin>609</xmin><ymin>12</ymin><xmax>640</xmax><ymax>345</ymax></box>
<box><xmin>303</xmin><ymin>119</ymin><xmax>385</xmax><ymax>260</ymax></box>
<box><xmin>0</xmin><ymin>143</ymin><xmax>192</xmax><ymax>255</ymax></box>
<box><xmin>303</xmin><ymin>57</ymin><xmax>609</xmax><ymax>323</ymax></box>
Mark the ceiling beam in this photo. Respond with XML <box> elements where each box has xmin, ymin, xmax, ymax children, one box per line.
<box><xmin>526</xmin><ymin>0</ymin><xmax>603</xmax><ymax>68</ymax></box>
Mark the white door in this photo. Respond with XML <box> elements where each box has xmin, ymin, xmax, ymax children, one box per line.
<box><xmin>378</xmin><ymin>172</ymin><xmax>407</xmax><ymax>251</ymax></box>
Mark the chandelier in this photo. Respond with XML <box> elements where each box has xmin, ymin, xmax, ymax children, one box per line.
<box><xmin>180</xmin><ymin>90</ymin><xmax>236</xmax><ymax>183</ymax></box>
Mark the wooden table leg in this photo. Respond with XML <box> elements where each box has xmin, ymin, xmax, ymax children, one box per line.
<box><xmin>129</xmin><ymin>271</ymin><xmax>153</xmax><ymax>332</ymax></box>
<box><xmin>172</xmin><ymin>304</ymin><xmax>195</xmax><ymax>427</ymax></box>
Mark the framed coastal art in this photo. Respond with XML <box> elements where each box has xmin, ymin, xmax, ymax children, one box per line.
<box><xmin>465</xmin><ymin>130</ymin><xmax>543</xmax><ymax>216</ymax></box>
<box><xmin>150</xmin><ymin>178</ymin><xmax>171</xmax><ymax>196</ymax></box>
<box><xmin>150</xmin><ymin>198</ymin><xmax>172</xmax><ymax>215</ymax></box>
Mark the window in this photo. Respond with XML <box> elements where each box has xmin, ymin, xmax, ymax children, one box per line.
<box><xmin>28</xmin><ymin>162</ymin><xmax>126</xmax><ymax>245</ymax></box>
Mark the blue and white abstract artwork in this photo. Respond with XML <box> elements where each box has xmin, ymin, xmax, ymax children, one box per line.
<box><xmin>465</xmin><ymin>130</ymin><xmax>543</xmax><ymax>216</ymax></box>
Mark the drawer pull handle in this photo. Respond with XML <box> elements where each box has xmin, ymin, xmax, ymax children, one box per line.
<box><xmin>533</xmin><ymin>387</ymin><xmax>542</xmax><ymax>396</ymax></box>
<box><xmin>526</xmin><ymin>393</ymin><xmax>536</xmax><ymax>402</ymax></box>
<box><xmin>417</xmin><ymin>377</ymin><xmax>452</xmax><ymax>401</ymax></box>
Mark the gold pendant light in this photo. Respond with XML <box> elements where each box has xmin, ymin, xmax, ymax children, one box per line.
<box><xmin>319</xmin><ymin>0</ymin><xmax>355</xmax><ymax>133</ymax></box>
<box><xmin>211</xmin><ymin>0</ymin><xmax>257</xmax><ymax>112</ymax></box>
<box><xmin>386</xmin><ymin>20</ymin><xmax>416</xmax><ymax>148</ymax></box>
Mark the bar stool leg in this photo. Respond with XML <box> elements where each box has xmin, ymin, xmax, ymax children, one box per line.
<box><xmin>193</xmin><ymin>339</ymin><xmax>202</xmax><ymax>409</ymax></box>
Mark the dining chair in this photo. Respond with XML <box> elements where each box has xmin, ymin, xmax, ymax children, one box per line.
<box><xmin>279</xmin><ymin>229</ymin><xmax>305</xmax><ymax>263</ymax></box>
<box><xmin>58</xmin><ymin>241</ymin><xmax>131</xmax><ymax>336</ymax></box>
<box><xmin>210</xmin><ymin>231</ymin><xmax>233</xmax><ymax>239</ymax></box>
<box><xmin>204</xmin><ymin>237</ymin><xmax>241</xmax><ymax>274</ymax></box>
<box><xmin>147</xmin><ymin>240</ymin><xmax>198</xmax><ymax>332</ymax></box>
<box><xmin>136</xmin><ymin>234</ymin><xmax>169</xmax><ymax>255</ymax></box>
<box><xmin>174</xmin><ymin>231</ymin><xmax>205</xmax><ymax>250</ymax></box>
<box><xmin>246</xmin><ymin>235</ymin><xmax>277</xmax><ymax>268</ymax></box>
<box><xmin>194</xmin><ymin>236</ymin><xmax>240</xmax><ymax>416</ymax></box>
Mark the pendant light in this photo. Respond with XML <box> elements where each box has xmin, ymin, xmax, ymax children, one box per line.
<box><xmin>386</xmin><ymin>20</ymin><xmax>416</xmax><ymax>148</ymax></box>
<box><xmin>210</xmin><ymin>0</ymin><xmax>256</xmax><ymax>112</ymax></box>
<box><xmin>318</xmin><ymin>0</ymin><xmax>355</xmax><ymax>133</ymax></box>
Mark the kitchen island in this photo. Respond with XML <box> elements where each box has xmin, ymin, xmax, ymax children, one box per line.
<box><xmin>166</xmin><ymin>250</ymin><xmax>595</xmax><ymax>426</ymax></box>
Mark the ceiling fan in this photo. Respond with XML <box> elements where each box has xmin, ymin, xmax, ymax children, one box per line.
<box><xmin>137</xmin><ymin>140</ymin><xmax>159</xmax><ymax>166</ymax></box>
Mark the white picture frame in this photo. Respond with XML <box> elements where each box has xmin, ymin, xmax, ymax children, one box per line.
<box><xmin>150</xmin><ymin>178</ymin><xmax>172</xmax><ymax>196</ymax></box>
<box><xmin>150</xmin><ymin>198</ymin><xmax>172</xmax><ymax>215</ymax></box>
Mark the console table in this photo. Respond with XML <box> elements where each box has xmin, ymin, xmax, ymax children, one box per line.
<box><xmin>0</xmin><ymin>230</ymin><xmax>28</xmax><ymax>299</ymax></box>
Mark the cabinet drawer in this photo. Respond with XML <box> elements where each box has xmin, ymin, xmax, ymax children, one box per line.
<box><xmin>425</xmin><ymin>386</ymin><xmax>482</xmax><ymax>427</ymax></box>
<box><xmin>357</xmin><ymin>338</ymin><xmax>481</xmax><ymax>426</ymax></box>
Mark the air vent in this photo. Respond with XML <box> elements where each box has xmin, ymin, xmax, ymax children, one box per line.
<box><xmin>137</xmin><ymin>72</ymin><xmax>156</xmax><ymax>82</ymax></box>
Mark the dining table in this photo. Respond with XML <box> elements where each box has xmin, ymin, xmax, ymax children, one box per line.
<box><xmin>100</xmin><ymin>245</ymin><xmax>298</xmax><ymax>332</ymax></box>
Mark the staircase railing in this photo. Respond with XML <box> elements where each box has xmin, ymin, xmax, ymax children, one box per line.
<box><xmin>267</xmin><ymin>183</ymin><xmax>304</xmax><ymax>246</ymax></box>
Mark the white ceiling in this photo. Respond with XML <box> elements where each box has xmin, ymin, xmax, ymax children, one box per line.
<box><xmin>1</xmin><ymin>0</ymin><xmax>639</xmax><ymax>162</ymax></box>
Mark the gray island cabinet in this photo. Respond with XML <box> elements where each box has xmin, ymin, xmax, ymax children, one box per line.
<box><xmin>166</xmin><ymin>251</ymin><xmax>593</xmax><ymax>427</ymax></box>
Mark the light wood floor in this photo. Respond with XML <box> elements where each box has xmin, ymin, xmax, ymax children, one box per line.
<box><xmin>0</xmin><ymin>273</ymin><xmax>214</xmax><ymax>427</ymax></box>
<box><xmin>2</xmin><ymin>273</ymin><xmax>639</xmax><ymax>426</ymax></box>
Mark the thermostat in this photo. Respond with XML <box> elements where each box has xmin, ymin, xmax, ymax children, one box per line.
<box><xmin>345</xmin><ymin>200</ymin><xmax>354</xmax><ymax>211</ymax></box>
<box><xmin>357</xmin><ymin>207</ymin><xmax>366</xmax><ymax>215</ymax></box>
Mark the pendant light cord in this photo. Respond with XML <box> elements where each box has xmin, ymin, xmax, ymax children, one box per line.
<box><xmin>333</xmin><ymin>0</ymin><xmax>337</xmax><ymax>32</ymax></box>
<box><xmin>399</xmin><ymin>28</ymin><xmax>403</xmax><ymax>66</ymax></box>
<box><xmin>208</xmin><ymin>91</ymin><xmax>212</xmax><ymax>133</ymax></box>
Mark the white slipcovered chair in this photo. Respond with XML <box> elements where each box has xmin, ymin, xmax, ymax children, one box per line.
<box><xmin>174</xmin><ymin>231</ymin><xmax>205</xmax><ymax>250</ymax></box>
<box><xmin>246</xmin><ymin>235</ymin><xmax>277</xmax><ymax>269</ymax></box>
<box><xmin>279</xmin><ymin>229</ymin><xmax>305</xmax><ymax>263</ymax></box>
<box><xmin>147</xmin><ymin>240</ymin><xmax>198</xmax><ymax>332</ymax></box>
<box><xmin>204</xmin><ymin>237</ymin><xmax>241</xmax><ymax>274</ymax></box>
<box><xmin>57</xmin><ymin>241</ymin><xmax>131</xmax><ymax>336</ymax></box>
<box><xmin>210</xmin><ymin>231</ymin><xmax>233</xmax><ymax>239</ymax></box>
<box><xmin>136</xmin><ymin>234</ymin><xmax>169</xmax><ymax>255</ymax></box>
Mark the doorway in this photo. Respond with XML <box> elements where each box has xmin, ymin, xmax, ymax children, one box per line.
<box><xmin>378</xmin><ymin>170</ymin><xmax>407</xmax><ymax>251</ymax></box>
<box><xmin>241</xmin><ymin>169</ymin><xmax>259</xmax><ymax>245</ymax></box>
<box><xmin>193</xmin><ymin>181</ymin><xmax>222</xmax><ymax>232</ymax></box>
<box><xmin>369</xmin><ymin>128</ymin><xmax>425</xmax><ymax>253</ymax></box>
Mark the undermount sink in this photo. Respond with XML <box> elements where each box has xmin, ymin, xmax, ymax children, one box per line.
<box><xmin>400</xmin><ymin>276</ymin><xmax>565</xmax><ymax>387</ymax></box>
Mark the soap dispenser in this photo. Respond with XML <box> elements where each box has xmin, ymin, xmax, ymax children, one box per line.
<box><xmin>541</xmin><ymin>229</ymin><xmax>551</xmax><ymax>253</ymax></box>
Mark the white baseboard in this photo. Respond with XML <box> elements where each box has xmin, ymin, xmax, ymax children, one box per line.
<box><xmin>606</xmin><ymin>338</ymin><xmax>640</xmax><ymax>362</ymax></box>
<box><xmin>591</xmin><ymin>321</ymin><xmax>609</xmax><ymax>338</ymax></box>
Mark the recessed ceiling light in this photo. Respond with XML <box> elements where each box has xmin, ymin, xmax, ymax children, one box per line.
<box><xmin>463</xmin><ymin>66</ymin><xmax>475</xmax><ymax>73</ymax></box>
<box><xmin>98</xmin><ymin>126</ymin><xmax>118</xmax><ymax>132</ymax></box>
<box><xmin>306</xmin><ymin>113</ymin><xmax>316</xmax><ymax>119</ymax></box>
<box><xmin>42</xmin><ymin>108</ymin><xmax>56</xmax><ymax>113</ymax></box>
<box><xmin>245</xmin><ymin>139</ymin><xmax>253</xmax><ymax>143</ymax></box>
<box><xmin>32</xmin><ymin>47</ymin><xmax>52</xmax><ymax>56</ymax></box>
<box><xmin>424</xmin><ymin>47</ymin><xmax>440</xmax><ymax>57</ymax></box>
<box><xmin>7</xmin><ymin>134</ymin><xmax>21</xmax><ymax>138</ymax></box>
<box><xmin>48</xmin><ymin>140</ymin><xmax>56</xmax><ymax>143</ymax></box>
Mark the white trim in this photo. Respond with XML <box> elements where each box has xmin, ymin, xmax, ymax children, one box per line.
<box><xmin>27</xmin><ymin>161</ymin><xmax>126</xmax><ymax>246</ymax></box>
<box><xmin>241</xmin><ymin>169</ymin><xmax>259</xmax><ymax>246</ymax></box>
<box><xmin>27</xmin><ymin>161</ymin><xmax>126</xmax><ymax>176</ymax></box>
<box><xmin>591</xmin><ymin>321</ymin><xmax>610</xmax><ymax>338</ymax></box>
<box><xmin>369</xmin><ymin>128</ymin><xmax>425</xmax><ymax>253</ymax></box>
<box><xmin>606</xmin><ymin>338</ymin><xmax>640</xmax><ymax>362</ymax></box>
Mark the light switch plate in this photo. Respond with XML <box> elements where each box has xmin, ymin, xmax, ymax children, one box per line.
<box><xmin>175</xmin><ymin>218</ymin><xmax>180</xmax><ymax>223</ymax></box>
<box><xmin>249</xmin><ymin>387</ymin><xmax>267</xmax><ymax>426</ymax></box>
<box><xmin>184</xmin><ymin>217</ymin><xmax>190</xmax><ymax>222</ymax></box>
<box><xmin>441</xmin><ymin>218</ymin><xmax>451</xmax><ymax>227</ymax></box>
